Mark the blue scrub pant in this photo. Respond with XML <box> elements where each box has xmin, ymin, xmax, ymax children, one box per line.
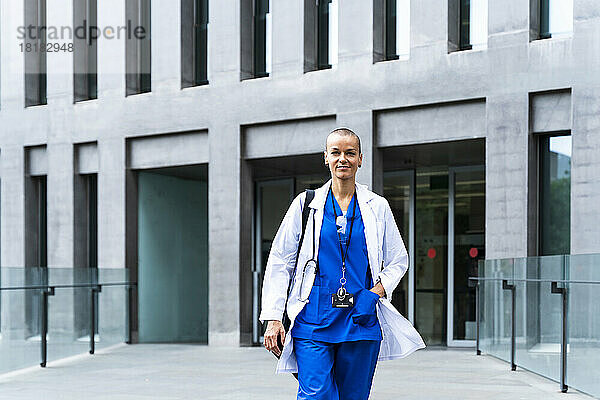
<box><xmin>293</xmin><ymin>337</ymin><xmax>381</xmax><ymax>400</ymax></box>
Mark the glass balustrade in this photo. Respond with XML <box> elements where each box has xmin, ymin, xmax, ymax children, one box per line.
<box><xmin>474</xmin><ymin>254</ymin><xmax>600</xmax><ymax>398</ymax></box>
<box><xmin>0</xmin><ymin>267</ymin><xmax>132</xmax><ymax>374</ymax></box>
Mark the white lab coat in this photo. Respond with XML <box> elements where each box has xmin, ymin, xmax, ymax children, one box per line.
<box><xmin>259</xmin><ymin>179</ymin><xmax>425</xmax><ymax>374</ymax></box>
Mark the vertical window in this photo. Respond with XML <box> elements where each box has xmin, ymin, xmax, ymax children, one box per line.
<box><xmin>539</xmin><ymin>0</ymin><xmax>550</xmax><ymax>39</ymax></box>
<box><xmin>88</xmin><ymin>173</ymin><xmax>99</xmax><ymax>337</ymax></box>
<box><xmin>86</xmin><ymin>174</ymin><xmax>98</xmax><ymax>268</ymax></box>
<box><xmin>383</xmin><ymin>172</ymin><xmax>412</xmax><ymax>318</ymax></box>
<box><xmin>86</xmin><ymin>174</ymin><xmax>98</xmax><ymax>337</ymax></box>
<box><xmin>539</xmin><ymin>135</ymin><xmax>571</xmax><ymax>255</ymax></box>
<box><xmin>75</xmin><ymin>173</ymin><xmax>98</xmax><ymax>266</ymax></box>
<box><xmin>537</xmin><ymin>0</ymin><xmax>573</xmax><ymax>39</ymax></box>
<box><xmin>448</xmin><ymin>0</ymin><xmax>487</xmax><ymax>52</ymax></box>
<box><xmin>74</xmin><ymin>173</ymin><xmax>98</xmax><ymax>339</ymax></box>
<box><xmin>25</xmin><ymin>146</ymin><xmax>47</xmax><ymax>339</ymax></box>
<box><xmin>25</xmin><ymin>175</ymin><xmax>47</xmax><ymax>339</ymax></box>
<box><xmin>317</xmin><ymin>0</ymin><xmax>337</xmax><ymax>69</ymax></box>
<box><xmin>74</xmin><ymin>0</ymin><xmax>98</xmax><ymax>102</ymax></box>
<box><xmin>241</xmin><ymin>0</ymin><xmax>271</xmax><ymax>80</ymax></box>
<box><xmin>468</xmin><ymin>0</ymin><xmax>487</xmax><ymax>49</ymax></box>
<box><xmin>182</xmin><ymin>0</ymin><xmax>208</xmax><ymax>87</ymax></box>
<box><xmin>254</xmin><ymin>0</ymin><xmax>271</xmax><ymax>77</ymax></box>
<box><xmin>38</xmin><ymin>177</ymin><xmax>47</xmax><ymax>267</ymax></box>
<box><xmin>24</xmin><ymin>0</ymin><xmax>47</xmax><ymax>107</ymax></box>
<box><xmin>396</xmin><ymin>0</ymin><xmax>409</xmax><ymax>58</ymax></box>
<box><xmin>126</xmin><ymin>0</ymin><xmax>151</xmax><ymax>95</ymax></box>
<box><xmin>25</xmin><ymin>176</ymin><xmax>48</xmax><ymax>268</ymax></box>
<box><xmin>459</xmin><ymin>0</ymin><xmax>470</xmax><ymax>50</ymax></box>
<box><xmin>304</xmin><ymin>0</ymin><xmax>337</xmax><ymax>72</ymax></box>
<box><xmin>374</xmin><ymin>0</ymin><xmax>410</xmax><ymax>62</ymax></box>
<box><xmin>385</xmin><ymin>0</ymin><xmax>397</xmax><ymax>60</ymax></box>
<box><xmin>316</xmin><ymin>0</ymin><xmax>330</xmax><ymax>68</ymax></box>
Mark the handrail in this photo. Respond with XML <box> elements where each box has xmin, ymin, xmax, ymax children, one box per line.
<box><xmin>0</xmin><ymin>282</ymin><xmax>137</xmax><ymax>291</ymax></box>
<box><xmin>468</xmin><ymin>277</ymin><xmax>600</xmax><ymax>285</ymax></box>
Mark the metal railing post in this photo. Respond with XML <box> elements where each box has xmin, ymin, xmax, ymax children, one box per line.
<box><xmin>502</xmin><ymin>279</ymin><xmax>516</xmax><ymax>371</ymax></box>
<box><xmin>476</xmin><ymin>281</ymin><xmax>481</xmax><ymax>355</ymax></box>
<box><xmin>40</xmin><ymin>286</ymin><xmax>55</xmax><ymax>368</ymax></box>
<box><xmin>90</xmin><ymin>285</ymin><xmax>102</xmax><ymax>354</ymax></box>
<box><xmin>551</xmin><ymin>281</ymin><xmax>568</xmax><ymax>393</ymax></box>
<box><xmin>468</xmin><ymin>278</ymin><xmax>481</xmax><ymax>355</ymax></box>
<box><xmin>126</xmin><ymin>284</ymin><xmax>134</xmax><ymax>344</ymax></box>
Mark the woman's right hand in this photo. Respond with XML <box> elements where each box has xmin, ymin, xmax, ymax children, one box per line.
<box><xmin>264</xmin><ymin>320</ymin><xmax>285</xmax><ymax>357</ymax></box>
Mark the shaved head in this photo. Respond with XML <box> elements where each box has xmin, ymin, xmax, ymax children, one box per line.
<box><xmin>325</xmin><ymin>127</ymin><xmax>362</xmax><ymax>154</ymax></box>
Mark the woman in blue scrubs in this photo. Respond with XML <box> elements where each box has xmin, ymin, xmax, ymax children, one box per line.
<box><xmin>264</xmin><ymin>128</ymin><xmax>388</xmax><ymax>399</ymax></box>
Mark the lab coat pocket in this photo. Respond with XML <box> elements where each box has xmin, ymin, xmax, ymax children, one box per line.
<box><xmin>352</xmin><ymin>288</ymin><xmax>380</xmax><ymax>327</ymax></box>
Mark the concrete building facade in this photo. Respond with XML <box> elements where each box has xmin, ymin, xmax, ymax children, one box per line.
<box><xmin>0</xmin><ymin>0</ymin><xmax>599</xmax><ymax>348</ymax></box>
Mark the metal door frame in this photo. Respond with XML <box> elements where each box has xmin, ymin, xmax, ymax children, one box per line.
<box><xmin>382</xmin><ymin>170</ymin><xmax>416</xmax><ymax>324</ymax></box>
<box><xmin>447</xmin><ymin>165</ymin><xmax>485</xmax><ymax>347</ymax></box>
<box><xmin>252</xmin><ymin>178</ymin><xmax>295</xmax><ymax>344</ymax></box>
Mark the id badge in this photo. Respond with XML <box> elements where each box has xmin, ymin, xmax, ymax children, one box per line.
<box><xmin>331</xmin><ymin>287</ymin><xmax>354</xmax><ymax>308</ymax></box>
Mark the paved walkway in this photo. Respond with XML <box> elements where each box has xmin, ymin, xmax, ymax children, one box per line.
<box><xmin>0</xmin><ymin>344</ymin><xmax>594</xmax><ymax>399</ymax></box>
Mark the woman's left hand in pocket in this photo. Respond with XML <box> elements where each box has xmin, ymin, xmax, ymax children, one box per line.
<box><xmin>369</xmin><ymin>281</ymin><xmax>386</xmax><ymax>298</ymax></box>
<box><xmin>352</xmin><ymin>288</ymin><xmax>380</xmax><ymax>326</ymax></box>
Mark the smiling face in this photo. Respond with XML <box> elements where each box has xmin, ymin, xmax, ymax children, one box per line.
<box><xmin>324</xmin><ymin>131</ymin><xmax>363</xmax><ymax>182</ymax></box>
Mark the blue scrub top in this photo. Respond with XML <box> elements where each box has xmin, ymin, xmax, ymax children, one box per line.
<box><xmin>291</xmin><ymin>190</ymin><xmax>383</xmax><ymax>343</ymax></box>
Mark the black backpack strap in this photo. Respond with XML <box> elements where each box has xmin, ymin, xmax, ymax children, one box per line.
<box><xmin>296</xmin><ymin>189</ymin><xmax>315</xmax><ymax>266</ymax></box>
<box><xmin>286</xmin><ymin>190</ymin><xmax>315</xmax><ymax>304</ymax></box>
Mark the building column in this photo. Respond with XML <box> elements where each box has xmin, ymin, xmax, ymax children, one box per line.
<box><xmin>96</xmin><ymin>138</ymin><xmax>127</xmax><ymax>341</ymax></box>
<box><xmin>208</xmin><ymin>0</ymin><xmax>240</xmax><ymax>86</ymax></box>
<box><xmin>485</xmin><ymin>94</ymin><xmax>529</xmax><ymax>259</ymax></box>
<box><xmin>410</xmin><ymin>0</ymin><xmax>448</xmax><ymax>59</ymax></box>
<box><xmin>573</xmin><ymin>0</ymin><xmax>600</xmax><ymax>88</ymax></box>
<box><xmin>0</xmin><ymin>146</ymin><xmax>26</xmax><ymax>335</ymax></box>
<box><xmin>46</xmin><ymin>0</ymin><xmax>74</xmax><ymax>105</ymax></box>
<box><xmin>337</xmin><ymin>0</ymin><xmax>373</xmax><ymax>71</ymax></box>
<box><xmin>97</xmin><ymin>138</ymin><xmax>126</xmax><ymax>269</ymax></box>
<box><xmin>570</xmin><ymin>1</ymin><xmax>600</xmax><ymax>253</ymax></box>
<box><xmin>271</xmin><ymin>0</ymin><xmax>304</xmax><ymax>78</ymax></box>
<box><xmin>1</xmin><ymin>146</ymin><xmax>26</xmax><ymax>267</ymax></box>
<box><xmin>487</xmin><ymin>0</ymin><xmax>530</xmax><ymax>48</ymax></box>
<box><xmin>0</xmin><ymin>0</ymin><xmax>25</xmax><ymax>109</ymax></box>
<box><xmin>46</xmin><ymin>143</ymin><xmax>74</xmax><ymax>267</ymax></box>
<box><xmin>571</xmin><ymin>86</ymin><xmax>600</xmax><ymax>254</ymax></box>
<box><xmin>97</xmin><ymin>0</ymin><xmax>126</xmax><ymax>98</ymax></box>
<box><xmin>151</xmin><ymin>0</ymin><xmax>181</xmax><ymax>92</ymax></box>
<box><xmin>208</xmin><ymin>121</ymin><xmax>241</xmax><ymax>346</ymax></box>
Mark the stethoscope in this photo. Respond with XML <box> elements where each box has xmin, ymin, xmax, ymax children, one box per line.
<box><xmin>298</xmin><ymin>209</ymin><xmax>318</xmax><ymax>303</ymax></box>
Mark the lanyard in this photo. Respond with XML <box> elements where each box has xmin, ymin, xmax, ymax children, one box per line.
<box><xmin>330</xmin><ymin>188</ymin><xmax>357</xmax><ymax>288</ymax></box>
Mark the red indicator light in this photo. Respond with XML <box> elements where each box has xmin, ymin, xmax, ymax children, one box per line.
<box><xmin>427</xmin><ymin>248</ymin><xmax>436</xmax><ymax>259</ymax></box>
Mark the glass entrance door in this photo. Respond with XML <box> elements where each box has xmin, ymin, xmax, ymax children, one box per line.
<box><xmin>384</xmin><ymin>166</ymin><xmax>485</xmax><ymax>347</ymax></box>
<box><xmin>415</xmin><ymin>169</ymin><xmax>449</xmax><ymax>345</ymax></box>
